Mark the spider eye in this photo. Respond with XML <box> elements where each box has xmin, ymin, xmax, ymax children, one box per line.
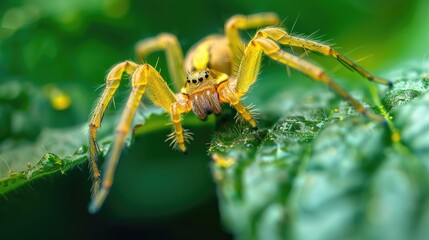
<box><xmin>205</xmin><ymin>74</ymin><xmax>209</xmax><ymax>78</ymax></box>
<box><xmin>198</xmin><ymin>77</ymin><xmax>203</xmax><ymax>82</ymax></box>
<box><xmin>187</xmin><ymin>80</ymin><xmax>191</xmax><ymax>83</ymax></box>
<box><xmin>192</xmin><ymin>79</ymin><xmax>197</xmax><ymax>84</ymax></box>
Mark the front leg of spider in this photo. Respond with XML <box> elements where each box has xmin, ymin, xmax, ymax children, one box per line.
<box><xmin>167</xmin><ymin>99</ymin><xmax>193</xmax><ymax>153</ymax></box>
<box><xmin>88</xmin><ymin>61</ymin><xmax>139</xmax><ymax>197</ymax></box>
<box><xmin>232</xmin><ymin>28</ymin><xmax>391</xmax><ymax>124</ymax></box>
<box><xmin>88</xmin><ymin>63</ymin><xmax>190</xmax><ymax>213</ymax></box>
<box><xmin>217</xmin><ymin>82</ymin><xmax>258</xmax><ymax>129</ymax></box>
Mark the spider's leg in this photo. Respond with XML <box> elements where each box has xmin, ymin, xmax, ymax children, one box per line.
<box><xmin>89</xmin><ymin>61</ymin><xmax>139</xmax><ymax>197</ymax></box>
<box><xmin>135</xmin><ymin>33</ymin><xmax>186</xmax><ymax>91</ymax></box>
<box><xmin>169</xmin><ymin>100</ymin><xmax>192</xmax><ymax>152</ymax></box>
<box><xmin>225</xmin><ymin>12</ymin><xmax>280</xmax><ymax>74</ymax></box>
<box><xmin>234</xmin><ymin>37</ymin><xmax>385</xmax><ymax>123</ymax></box>
<box><xmin>218</xmin><ymin>83</ymin><xmax>257</xmax><ymax>128</ymax></box>
<box><xmin>89</xmin><ymin>64</ymin><xmax>190</xmax><ymax>214</ymax></box>
<box><xmin>89</xmin><ymin>64</ymin><xmax>149</xmax><ymax>213</ymax></box>
<box><xmin>257</xmin><ymin>27</ymin><xmax>392</xmax><ymax>87</ymax></box>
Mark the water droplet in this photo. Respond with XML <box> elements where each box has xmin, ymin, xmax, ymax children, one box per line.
<box><xmin>75</xmin><ymin>146</ymin><xmax>86</xmax><ymax>154</ymax></box>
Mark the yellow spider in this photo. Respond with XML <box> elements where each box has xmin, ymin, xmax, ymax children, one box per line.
<box><xmin>88</xmin><ymin>13</ymin><xmax>391</xmax><ymax>213</ymax></box>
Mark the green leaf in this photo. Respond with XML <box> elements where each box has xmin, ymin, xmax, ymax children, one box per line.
<box><xmin>210</xmin><ymin>62</ymin><xmax>429</xmax><ymax>239</ymax></box>
<box><xmin>0</xmin><ymin>126</ymin><xmax>88</xmax><ymax>195</ymax></box>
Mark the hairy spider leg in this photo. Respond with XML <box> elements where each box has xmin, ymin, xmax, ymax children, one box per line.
<box><xmin>225</xmin><ymin>12</ymin><xmax>280</xmax><ymax>75</ymax></box>
<box><xmin>89</xmin><ymin>63</ymin><xmax>148</xmax><ymax>213</ymax></box>
<box><xmin>218</xmin><ymin>83</ymin><xmax>257</xmax><ymax>128</ymax></box>
<box><xmin>135</xmin><ymin>33</ymin><xmax>186</xmax><ymax>91</ymax></box>
<box><xmin>233</xmin><ymin>29</ymin><xmax>386</xmax><ymax>123</ymax></box>
<box><xmin>89</xmin><ymin>61</ymin><xmax>139</xmax><ymax>197</ymax></box>
<box><xmin>169</xmin><ymin>101</ymin><xmax>192</xmax><ymax>152</ymax></box>
<box><xmin>219</xmin><ymin>12</ymin><xmax>281</xmax><ymax>127</ymax></box>
<box><xmin>134</xmin><ymin>33</ymin><xmax>192</xmax><ymax>151</ymax></box>
<box><xmin>257</xmin><ymin>27</ymin><xmax>393</xmax><ymax>87</ymax></box>
<box><xmin>89</xmin><ymin>63</ymin><xmax>190</xmax><ymax>213</ymax></box>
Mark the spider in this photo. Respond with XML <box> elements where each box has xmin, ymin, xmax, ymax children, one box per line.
<box><xmin>88</xmin><ymin>12</ymin><xmax>391</xmax><ymax>213</ymax></box>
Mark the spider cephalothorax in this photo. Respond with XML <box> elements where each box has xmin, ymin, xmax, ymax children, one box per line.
<box><xmin>87</xmin><ymin>13</ymin><xmax>391</xmax><ymax>213</ymax></box>
<box><xmin>183</xmin><ymin>69</ymin><xmax>227</xmax><ymax>120</ymax></box>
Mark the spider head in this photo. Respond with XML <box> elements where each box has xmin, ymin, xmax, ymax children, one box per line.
<box><xmin>182</xmin><ymin>68</ymin><xmax>228</xmax><ymax>120</ymax></box>
<box><xmin>186</xmin><ymin>68</ymin><xmax>210</xmax><ymax>85</ymax></box>
<box><xmin>182</xmin><ymin>68</ymin><xmax>228</xmax><ymax>95</ymax></box>
<box><xmin>182</xmin><ymin>68</ymin><xmax>215</xmax><ymax>95</ymax></box>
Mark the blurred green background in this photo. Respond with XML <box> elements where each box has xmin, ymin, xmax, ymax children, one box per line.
<box><xmin>0</xmin><ymin>0</ymin><xmax>427</xmax><ymax>239</ymax></box>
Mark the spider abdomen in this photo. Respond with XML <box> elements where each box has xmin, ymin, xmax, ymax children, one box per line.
<box><xmin>190</xmin><ymin>88</ymin><xmax>222</xmax><ymax>120</ymax></box>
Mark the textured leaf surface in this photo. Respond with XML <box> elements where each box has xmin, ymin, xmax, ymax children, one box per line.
<box><xmin>210</xmin><ymin>63</ymin><xmax>429</xmax><ymax>240</ymax></box>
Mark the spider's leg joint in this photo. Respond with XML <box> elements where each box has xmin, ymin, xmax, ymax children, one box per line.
<box><xmin>220</xmin><ymin>87</ymin><xmax>257</xmax><ymax>128</ymax></box>
<box><xmin>256</xmin><ymin>27</ymin><xmax>288</xmax><ymax>41</ymax></box>
<box><xmin>167</xmin><ymin>103</ymin><xmax>191</xmax><ymax>153</ymax></box>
